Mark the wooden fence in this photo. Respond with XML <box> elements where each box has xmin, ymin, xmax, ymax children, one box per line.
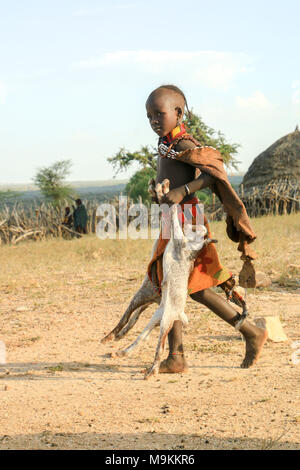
<box><xmin>0</xmin><ymin>179</ymin><xmax>299</xmax><ymax>245</ymax></box>
<box><xmin>239</xmin><ymin>179</ymin><xmax>299</xmax><ymax>218</ymax></box>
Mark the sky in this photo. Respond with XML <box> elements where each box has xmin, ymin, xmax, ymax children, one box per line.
<box><xmin>0</xmin><ymin>0</ymin><xmax>299</xmax><ymax>184</ymax></box>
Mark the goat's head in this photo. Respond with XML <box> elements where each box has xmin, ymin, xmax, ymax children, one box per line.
<box><xmin>148</xmin><ymin>178</ymin><xmax>157</xmax><ymax>199</ymax></box>
<box><xmin>152</xmin><ymin>178</ymin><xmax>218</xmax><ymax>253</ymax></box>
<box><xmin>155</xmin><ymin>179</ymin><xmax>170</xmax><ymax>202</ymax></box>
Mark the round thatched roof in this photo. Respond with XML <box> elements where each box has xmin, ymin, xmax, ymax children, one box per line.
<box><xmin>242</xmin><ymin>126</ymin><xmax>300</xmax><ymax>190</ymax></box>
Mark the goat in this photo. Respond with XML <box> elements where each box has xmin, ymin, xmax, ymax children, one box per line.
<box><xmin>101</xmin><ymin>179</ymin><xmax>215</xmax><ymax>379</ymax></box>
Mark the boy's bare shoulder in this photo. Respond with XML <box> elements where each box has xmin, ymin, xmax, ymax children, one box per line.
<box><xmin>174</xmin><ymin>138</ymin><xmax>198</xmax><ymax>152</ymax></box>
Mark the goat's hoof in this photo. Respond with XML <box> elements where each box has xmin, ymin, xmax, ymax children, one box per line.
<box><xmin>114</xmin><ymin>333</ymin><xmax>124</xmax><ymax>341</ymax></box>
<box><xmin>143</xmin><ymin>366</ymin><xmax>158</xmax><ymax>380</ymax></box>
<box><xmin>100</xmin><ymin>333</ymin><xmax>114</xmax><ymax>344</ymax></box>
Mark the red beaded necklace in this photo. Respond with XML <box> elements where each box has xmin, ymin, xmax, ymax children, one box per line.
<box><xmin>160</xmin><ymin>123</ymin><xmax>187</xmax><ymax>145</ymax></box>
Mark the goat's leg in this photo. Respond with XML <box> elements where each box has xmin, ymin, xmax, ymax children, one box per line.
<box><xmin>115</xmin><ymin>303</ymin><xmax>152</xmax><ymax>340</ymax></box>
<box><xmin>101</xmin><ymin>276</ymin><xmax>157</xmax><ymax>344</ymax></box>
<box><xmin>112</xmin><ymin>307</ymin><xmax>163</xmax><ymax>357</ymax></box>
<box><xmin>143</xmin><ymin>322</ymin><xmax>173</xmax><ymax>379</ymax></box>
<box><xmin>101</xmin><ymin>234</ymin><xmax>160</xmax><ymax>344</ymax></box>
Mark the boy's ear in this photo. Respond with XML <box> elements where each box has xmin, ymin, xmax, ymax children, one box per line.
<box><xmin>175</xmin><ymin>106</ymin><xmax>183</xmax><ymax>121</ymax></box>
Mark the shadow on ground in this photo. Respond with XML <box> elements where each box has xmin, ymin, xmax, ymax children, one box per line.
<box><xmin>0</xmin><ymin>361</ymin><xmax>141</xmax><ymax>381</ymax></box>
<box><xmin>0</xmin><ymin>431</ymin><xmax>298</xmax><ymax>450</ymax></box>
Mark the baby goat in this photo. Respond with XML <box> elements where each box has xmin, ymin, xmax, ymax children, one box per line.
<box><xmin>101</xmin><ymin>179</ymin><xmax>215</xmax><ymax>379</ymax></box>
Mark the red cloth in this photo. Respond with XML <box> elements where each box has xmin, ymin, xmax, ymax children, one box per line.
<box><xmin>147</xmin><ymin>197</ymin><xmax>232</xmax><ymax>294</ymax></box>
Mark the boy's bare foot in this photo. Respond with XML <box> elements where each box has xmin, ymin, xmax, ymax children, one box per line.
<box><xmin>159</xmin><ymin>354</ymin><xmax>189</xmax><ymax>374</ymax></box>
<box><xmin>240</xmin><ymin>329</ymin><xmax>268</xmax><ymax>368</ymax></box>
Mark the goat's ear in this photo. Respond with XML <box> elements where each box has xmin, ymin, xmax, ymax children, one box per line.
<box><xmin>204</xmin><ymin>238</ymin><xmax>218</xmax><ymax>246</ymax></box>
<box><xmin>161</xmin><ymin>179</ymin><xmax>170</xmax><ymax>194</ymax></box>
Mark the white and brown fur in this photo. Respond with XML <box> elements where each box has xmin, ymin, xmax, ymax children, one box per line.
<box><xmin>101</xmin><ymin>179</ymin><xmax>215</xmax><ymax>379</ymax></box>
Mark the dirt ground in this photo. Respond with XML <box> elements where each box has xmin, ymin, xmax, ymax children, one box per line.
<box><xmin>0</xmin><ymin>219</ymin><xmax>299</xmax><ymax>450</ymax></box>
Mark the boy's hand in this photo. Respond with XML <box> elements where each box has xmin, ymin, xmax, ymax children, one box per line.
<box><xmin>160</xmin><ymin>186</ymin><xmax>185</xmax><ymax>205</ymax></box>
<box><xmin>148</xmin><ymin>178</ymin><xmax>158</xmax><ymax>203</ymax></box>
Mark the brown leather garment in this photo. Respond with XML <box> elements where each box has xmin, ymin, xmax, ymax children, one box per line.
<box><xmin>164</xmin><ymin>134</ymin><xmax>258</xmax><ymax>261</ymax></box>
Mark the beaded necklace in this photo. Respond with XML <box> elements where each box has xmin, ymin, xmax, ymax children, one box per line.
<box><xmin>159</xmin><ymin>122</ymin><xmax>187</xmax><ymax>145</ymax></box>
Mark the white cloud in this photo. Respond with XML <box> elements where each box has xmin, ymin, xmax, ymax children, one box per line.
<box><xmin>236</xmin><ymin>91</ymin><xmax>271</xmax><ymax>110</ymax></box>
<box><xmin>0</xmin><ymin>81</ymin><xmax>7</xmax><ymax>104</ymax></box>
<box><xmin>74</xmin><ymin>50</ymin><xmax>253</xmax><ymax>89</ymax></box>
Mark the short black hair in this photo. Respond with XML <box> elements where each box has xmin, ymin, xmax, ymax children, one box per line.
<box><xmin>151</xmin><ymin>84</ymin><xmax>190</xmax><ymax>116</ymax></box>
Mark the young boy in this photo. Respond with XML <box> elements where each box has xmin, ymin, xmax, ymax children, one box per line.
<box><xmin>145</xmin><ymin>85</ymin><xmax>267</xmax><ymax>374</ymax></box>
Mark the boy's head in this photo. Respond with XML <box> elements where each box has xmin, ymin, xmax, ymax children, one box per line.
<box><xmin>146</xmin><ymin>85</ymin><xmax>187</xmax><ymax>138</ymax></box>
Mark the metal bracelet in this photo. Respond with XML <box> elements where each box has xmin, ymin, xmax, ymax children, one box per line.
<box><xmin>184</xmin><ymin>184</ymin><xmax>190</xmax><ymax>196</ymax></box>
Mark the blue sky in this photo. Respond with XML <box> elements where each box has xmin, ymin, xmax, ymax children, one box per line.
<box><xmin>0</xmin><ymin>0</ymin><xmax>299</xmax><ymax>184</ymax></box>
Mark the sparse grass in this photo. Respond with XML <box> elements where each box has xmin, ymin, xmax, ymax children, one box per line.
<box><xmin>208</xmin><ymin>213</ymin><xmax>300</xmax><ymax>286</ymax></box>
<box><xmin>46</xmin><ymin>364</ymin><xmax>64</xmax><ymax>373</ymax></box>
<box><xmin>0</xmin><ymin>214</ymin><xmax>298</xmax><ymax>288</ymax></box>
<box><xmin>21</xmin><ymin>336</ymin><xmax>41</xmax><ymax>344</ymax></box>
<box><xmin>260</xmin><ymin>428</ymin><xmax>289</xmax><ymax>450</ymax></box>
<box><xmin>0</xmin><ymin>213</ymin><xmax>299</xmax><ymax>450</ymax></box>
<box><xmin>188</xmin><ymin>342</ymin><xmax>233</xmax><ymax>354</ymax></box>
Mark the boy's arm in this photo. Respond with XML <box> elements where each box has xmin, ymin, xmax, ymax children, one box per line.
<box><xmin>161</xmin><ymin>138</ymin><xmax>215</xmax><ymax>205</ymax></box>
<box><xmin>161</xmin><ymin>172</ymin><xmax>215</xmax><ymax>205</ymax></box>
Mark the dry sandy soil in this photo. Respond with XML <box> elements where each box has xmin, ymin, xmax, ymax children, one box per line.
<box><xmin>0</xmin><ymin>215</ymin><xmax>299</xmax><ymax>450</ymax></box>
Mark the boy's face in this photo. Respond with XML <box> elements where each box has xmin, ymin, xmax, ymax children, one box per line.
<box><xmin>146</xmin><ymin>90</ymin><xmax>183</xmax><ymax>138</ymax></box>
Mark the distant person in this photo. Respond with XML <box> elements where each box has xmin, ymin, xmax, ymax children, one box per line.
<box><xmin>62</xmin><ymin>206</ymin><xmax>73</xmax><ymax>229</ymax></box>
<box><xmin>73</xmin><ymin>199</ymin><xmax>88</xmax><ymax>234</ymax></box>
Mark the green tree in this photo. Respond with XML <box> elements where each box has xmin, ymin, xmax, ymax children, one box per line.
<box><xmin>33</xmin><ymin>159</ymin><xmax>75</xmax><ymax>205</ymax></box>
<box><xmin>108</xmin><ymin>146</ymin><xmax>157</xmax><ymax>175</ymax></box>
<box><xmin>125</xmin><ymin>167</ymin><xmax>156</xmax><ymax>203</ymax></box>
<box><xmin>185</xmin><ymin>110</ymin><xmax>240</xmax><ymax>170</ymax></box>
<box><xmin>108</xmin><ymin>110</ymin><xmax>240</xmax><ymax>176</ymax></box>
<box><xmin>108</xmin><ymin>110</ymin><xmax>240</xmax><ymax>202</ymax></box>
<box><xmin>0</xmin><ymin>190</ymin><xmax>19</xmax><ymax>203</ymax></box>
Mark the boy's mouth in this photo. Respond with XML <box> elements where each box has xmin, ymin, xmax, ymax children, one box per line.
<box><xmin>153</xmin><ymin>126</ymin><xmax>163</xmax><ymax>135</ymax></box>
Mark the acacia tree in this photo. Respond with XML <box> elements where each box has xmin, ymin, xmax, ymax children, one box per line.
<box><xmin>108</xmin><ymin>146</ymin><xmax>157</xmax><ymax>176</ymax></box>
<box><xmin>125</xmin><ymin>167</ymin><xmax>156</xmax><ymax>203</ymax></box>
<box><xmin>108</xmin><ymin>110</ymin><xmax>240</xmax><ymax>202</ymax></box>
<box><xmin>185</xmin><ymin>110</ymin><xmax>240</xmax><ymax>170</ymax></box>
<box><xmin>33</xmin><ymin>159</ymin><xmax>75</xmax><ymax>206</ymax></box>
<box><xmin>108</xmin><ymin>110</ymin><xmax>240</xmax><ymax>177</ymax></box>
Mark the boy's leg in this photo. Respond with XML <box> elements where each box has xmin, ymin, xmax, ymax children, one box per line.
<box><xmin>190</xmin><ymin>288</ymin><xmax>268</xmax><ymax>368</ymax></box>
<box><xmin>158</xmin><ymin>288</ymin><xmax>267</xmax><ymax>373</ymax></box>
<box><xmin>159</xmin><ymin>320</ymin><xmax>188</xmax><ymax>373</ymax></box>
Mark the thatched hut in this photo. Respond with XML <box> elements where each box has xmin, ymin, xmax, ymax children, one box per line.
<box><xmin>240</xmin><ymin>126</ymin><xmax>300</xmax><ymax>216</ymax></box>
